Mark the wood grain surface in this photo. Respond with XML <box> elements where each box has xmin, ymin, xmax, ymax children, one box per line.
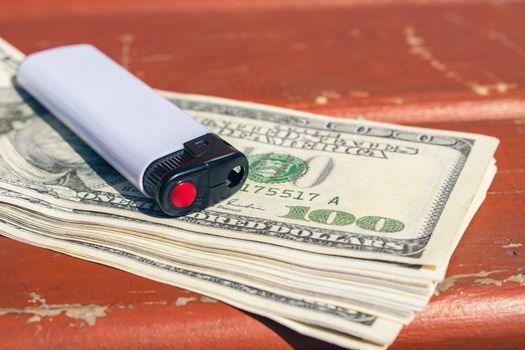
<box><xmin>0</xmin><ymin>1</ymin><xmax>524</xmax><ymax>349</ymax></box>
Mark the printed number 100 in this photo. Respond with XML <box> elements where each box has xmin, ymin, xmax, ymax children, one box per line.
<box><xmin>281</xmin><ymin>205</ymin><xmax>405</xmax><ymax>233</ymax></box>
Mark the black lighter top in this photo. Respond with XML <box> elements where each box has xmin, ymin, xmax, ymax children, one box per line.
<box><xmin>143</xmin><ymin>133</ymin><xmax>248</xmax><ymax>216</ymax></box>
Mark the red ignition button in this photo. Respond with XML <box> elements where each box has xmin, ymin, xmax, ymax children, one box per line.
<box><xmin>170</xmin><ymin>182</ymin><xmax>197</xmax><ymax>208</ymax></box>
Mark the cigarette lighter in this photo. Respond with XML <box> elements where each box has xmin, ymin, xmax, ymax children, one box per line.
<box><xmin>16</xmin><ymin>44</ymin><xmax>248</xmax><ymax>217</ymax></box>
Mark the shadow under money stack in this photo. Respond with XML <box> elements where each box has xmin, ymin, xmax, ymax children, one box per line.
<box><xmin>0</xmin><ymin>38</ymin><xmax>498</xmax><ymax>350</ymax></box>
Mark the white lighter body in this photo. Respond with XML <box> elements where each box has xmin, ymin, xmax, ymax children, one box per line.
<box><xmin>16</xmin><ymin>45</ymin><xmax>248</xmax><ymax>216</ymax></box>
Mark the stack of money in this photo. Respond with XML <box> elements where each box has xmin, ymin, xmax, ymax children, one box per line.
<box><xmin>0</xmin><ymin>38</ymin><xmax>498</xmax><ymax>349</ymax></box>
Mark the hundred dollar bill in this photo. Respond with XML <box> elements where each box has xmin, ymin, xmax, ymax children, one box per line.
<box><xmin>0</xmin><ymin>38</ymin><xmax>413</xmax><ymax>347</ymax></box>
<box><xmin>0</xmin><ymin>37</ymin><xmax>498</xmax><ymax>349</ymax></box>
<box><xmin>0</xmin><ymin>180</ymin><xmax>437</xmax><ymax>295</ymax></box>
<box><xmin>0</xmin><ymin>48</ymin><xmax>498</xmax><ymax>269</ymax></box>
<box><xmin>0</xmin><ymin>38</ymin><xmax>400</xmax><ymax>349</ymax></box>
<box><xmin>0</xmin><ymin>217</ymin><xmax>403</xmax><ymax>345</ymax></box>
<box><xmin>0</xmin><ymin>39</ymin><xmax>496</xmax><ymax>276</ymax></box>
<box><xmin>0</xmin><ymin>189</ymin><xmax>426</xmax><ymax>319</ymax></box>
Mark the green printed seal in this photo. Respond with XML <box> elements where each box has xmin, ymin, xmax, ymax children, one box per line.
<box><xmin>248</xmin><ymin>153</ymin><xmax>308</xmax><ymax>184</ymax></box>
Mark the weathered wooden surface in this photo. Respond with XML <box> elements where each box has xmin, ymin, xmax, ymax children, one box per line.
<box><xmin>0</xmin><ymin>1</ymin><xmax>524</xmax><ymax>349</ymax></box>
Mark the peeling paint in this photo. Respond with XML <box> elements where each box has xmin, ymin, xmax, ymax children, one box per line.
<box><xmin>175</xmin><ymin>295</ymin><xmax>218</xmax><ymax>305</ymax></box>
<box><xmin>435</xmin><ymin>270</ymin><xmax>506</xmax><ymax>295</ymax></box>
<box><xmin>435</xmin><ymin>279</ymin><xmax>456</xmax><ymax>295</ymax></box>
<box><xmin>175</xmin><ymin>297</ymin><xmax>197</xmax><ymax>307</ymax></box>
<box><xmin>474</xmin><ymin>273</ymin><xmax>525</xmax><ymax>287</ymax></box>
<box><xmin>28</xmin><ymin>292</ymin><xmax>46</xmax><ymax>305</ymax></box>
<box><xmin>119</xmin><ymin>33</ymin><xmax>135</xmax><ymax>69</ymax></box>
<box><xmin>141</xmin><ymin>301</ymin><xmax>168</xmax><ymax>306</ymax></box>
<box><xmin>200</xmin><ymin>296</ymin><xmax>217</xmax><ymax>303</ymax></box>
<box><xmin>502</xmin><ymin>243</ymin><xmax>523</xmax><ymax>249</ymax></box>
<box><xmin>474</xmin><ymin>278</ymin><xmax>503</xmax><ymax>287</ymax></box>
<box><xmin>436</xmin><ymin>270</ymin><xmax>525</xmax><ymax>295</ymax></box>
<box><xmin>487</xmin><ymin>190</ymin><xmax>525</xmax><ymax>195</ymax></box>
<box><xmin>487</xmin><ymin>31</ymin><xmax>525</xmax><ymax>59</ymax></box>
<box><xmin>0</xmin><ymin>292</ymin><xmax>107</xmax><ymax>326</ymax></box>
<box><xmin>63</xmin><ymin>306</ymin><xmax>107</xmax><ymax>326</ymax></box>
<box><xmin>128</xmin><ymin>290</ymin><xmax>156</xmax><ymax>294</ymax></box>
<box><xmin>507</xmin><ymin>274</ymin><xmax>525</xmax><ymax>285</ymax></box>
<box><xmin>141</xmin><ymin>295</ymin><xmax>217</xmax><ymax>308</ymax></box>
<box><xmin>403</xmin><ymin>26</ymin><xmax>517</xmax><ymax>96</ymax></box>
<box><xmin>176</xmin><ymin>295</ymin><xmax>218</xmax><ymax>306</ymax></box>
<box><xmin>314</xmin><ymin>96</ymin><xmax>328</xmax><ymax>105</ymax></box>
<box><xmin>314</xmin><ymin>90</ymin><xmax>340</xmax><ymax>105</ymax></box>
